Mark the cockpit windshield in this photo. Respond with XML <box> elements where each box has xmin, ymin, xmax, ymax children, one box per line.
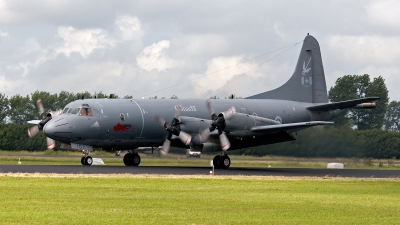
<box><xmin>62</xmin><ymin>104</ymin><xmax>101</xmax><ymax>117</ymax></box>
<box><xmin>79</xmin><ymin>107</ymin><xmax>93</xmax><ymax>116</ymax></box>
<box><xmin>69</xmin><ymin>108</ymin><xmax>81</xmax><ymax>115</ymax></box>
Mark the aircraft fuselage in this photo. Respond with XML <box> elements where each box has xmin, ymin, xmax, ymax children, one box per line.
<box><xmin>44</xmin><ymin>98</ymin><xmax>324</xmax><ymax>151</ymax></box>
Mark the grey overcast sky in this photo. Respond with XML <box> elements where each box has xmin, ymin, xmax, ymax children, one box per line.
<box><xmin>1</xmin><ymin>0</ymin><xmax>399</xmax><ymax>101</ymax></box>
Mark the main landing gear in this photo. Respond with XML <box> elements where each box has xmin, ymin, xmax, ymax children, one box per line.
<box><xmin>81</xmin><ymin>150</ymin><xmax>93</xmax><ymax>166</ymax></box>
<box><xmin>123</xmin><ymin>151</ymin><xmax>141</xmax><ymax>166</ymax></box>
<box><xmin>213</xmin><ymin>154</ymin><xmax>231</xmax><ymax>169</ymax></box>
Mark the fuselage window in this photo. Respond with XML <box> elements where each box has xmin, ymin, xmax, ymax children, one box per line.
<box><xmin>120</xmin><ymin>113</ymin><xmax>125</xmax><ymax>121</ymax></box>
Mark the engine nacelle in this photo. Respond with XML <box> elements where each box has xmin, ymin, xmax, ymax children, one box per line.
<box><xmin>225</xmin><ymin>113</ymin><xmax>280</xmax><ymax>136</ymax></box>
<box><xmin>190</xmin><ymin>141</ymin><xmax>222</xmax><ymax>152</ymax></box>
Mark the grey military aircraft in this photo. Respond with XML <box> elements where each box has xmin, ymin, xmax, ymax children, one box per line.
<box><xmin>28</xmin><ymin>34</ymin><xmax>378</xmax><ymax>168</ymax></box>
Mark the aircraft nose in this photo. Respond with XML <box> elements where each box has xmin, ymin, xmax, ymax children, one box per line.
<box><xmin>43</xmin><ymin>117</ymin><xmax>71</xmax><ymax>142</ymax></box>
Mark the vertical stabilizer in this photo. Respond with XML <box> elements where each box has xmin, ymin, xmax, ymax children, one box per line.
<box><xmin>247</xmin><ymin>34</ymin><xmax>328</xmax><ymax>103</ymax></box>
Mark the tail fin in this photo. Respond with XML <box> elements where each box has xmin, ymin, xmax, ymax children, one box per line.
<box><xmin>247</xmin><ymin>34</ymin><xmax>328</xmax><ymax>103</ymax></box>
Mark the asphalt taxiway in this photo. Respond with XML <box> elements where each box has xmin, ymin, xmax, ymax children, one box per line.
<box><xmin>1</xmin><ymin>165</ymin><xmax>400</xmax><ymax>178</ymax></box>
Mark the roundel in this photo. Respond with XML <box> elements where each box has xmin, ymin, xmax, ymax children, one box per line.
<box><xmin>275</xmin><ymin>116</ymin><xmax>282</xmax><ymax>124</ymax></box>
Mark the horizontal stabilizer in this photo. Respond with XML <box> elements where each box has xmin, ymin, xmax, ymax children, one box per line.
<box><xmin>306</xmin><ymin>97</ymin><xmax>380</xmax><ymax>111</ymax></box>
<box><xmin>250</xmin><ymin>121</ymin><xmax>334</xmax><ymax>134</ymax></box>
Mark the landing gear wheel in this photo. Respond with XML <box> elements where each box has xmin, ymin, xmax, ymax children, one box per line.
<box><xmin>132</xmin><ymin>153</ymin><xmax>141</xmax><ymax>166</ymax></box>
<box><xmin>213</xmin><ymin>155</ymin><xmax>221</xmax><ymax>168</ymax></box>
<box><xmin>123</xmin><ymin>153</ymin><xmax>141</xmax><ymax>166</ymax></box>
<box><xmin>123</xmin><ymin>153</ymin><xmax>133</xmax><ymax>166</ymax></box>
<box><xmin>220</xmin><ymin>155</ymin><xmax>231</xmax><ymax>169</ymax></box>
<box><xmin>81</xmin><ymin>156</ymin><xmax>86</xmax><ymax>165</ymax></box>
<box><xmin>84</xmin><ymin>156</ymin><xmax>93</xmax><ymax>166</ymax></box>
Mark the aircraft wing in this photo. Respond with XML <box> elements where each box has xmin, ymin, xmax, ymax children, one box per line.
<box><xmin>306</xmin><ymin>97</ymin><xmax>380</xmax><ymax>111</ymax></box>
<box><xmin>250</xmin><ymin>121</ymin><xmax>334</xmax><ymax>134</ymax></box>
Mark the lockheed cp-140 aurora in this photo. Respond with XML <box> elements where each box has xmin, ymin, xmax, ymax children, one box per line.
<box><xmin>28</xmin><ymin>34</ymin><xmax>379</xmax><ymax>168</ymax></box>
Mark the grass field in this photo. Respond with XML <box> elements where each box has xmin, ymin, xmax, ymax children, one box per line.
<box><xmin>0</xmin><ymin>174</ymin><xmax>399</xmax><ymax>224</ymax></box>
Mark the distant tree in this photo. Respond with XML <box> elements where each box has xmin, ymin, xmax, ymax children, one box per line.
<box><xmin>94</xmin><ymin>91</ymin><xmax>108</xmax><ymax>99</ymax></box>
<box><xmin>123</xmin><ymin>95</ymin><xmax>133</xmax><ymax>99</ymax></box>
<box><xmin>362</xmin><ymin>76</ymin><xmax>388</xmax><ymax>129</ymax></box>
<box><xmin>329</xmin><ymin>75</ymin><xmax>368</xmax><ymax>128</ymax></box>
<box><xmin>108</xmin><ymin>93</ymin><xmax>119</xmax><ymax>99</ymax></box>
<box><xmin>8</xmin><ymin>94</ymin><xmax>35</xmax><ymax>124</ymax></box>
<box><xmin>0</xmin><ymin>123</ymin><xmax>48</xmax><ymax>151</ymax></box>
<box><xmin>31</xmin><ymin>91</ymin><xmax>58</xmax><ymax>113</ymax></box>
<box><xmin>329</xmin><ymin>74</ymin><xmax>388</xmax><ymax>130</ymax></box>
<box><xmin>226</xmin><ymin>94</ymin><xmax>242</xmax><ymax>99</ymax></box>
<box><xmin>57</xmin><ymin>91</ymin><xmax>76</xmax><ymax>109</ymax></box>
<box><xmin>384</xmin><ymin>101</ymin><xmax>400</xmax><ymax>131</ymax></box>
<box><xmin>0</xmin><ymin>93</ymin><xmax>9</xmax><ymax>123</ymax></box>
<box><xmin>149</xmin><ymin>95</ymin><xmax>157</xmax><ymax>99</ymax></box>
<box><xmin>76</xmin><ymin>91</ymin><xmax>92</xmax><ymax>100</ymax></box>
<box><xmin>171</xmin><ymin>95</ymin><xmax>179</xmax><ymax>99</ymax></box>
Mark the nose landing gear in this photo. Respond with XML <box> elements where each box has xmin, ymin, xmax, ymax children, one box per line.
<box><xmin>81</xmin><ymin>149</ymin><xmax>93</xmax><ymax>166</ymax></box>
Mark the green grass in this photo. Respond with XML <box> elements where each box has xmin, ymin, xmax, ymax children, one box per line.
<box><xmin>0</xmin><ymin>175</ymin><xmax>399</xmax><ymax>224</ymax></box>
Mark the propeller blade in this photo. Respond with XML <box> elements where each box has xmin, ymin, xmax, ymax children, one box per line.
<box><xmin>28</xmin><ymin>126</ymin><xmax>39</xmax><ymax>138</ymax></box>
<box><xmin>37</xmin><ymin>99</ymin><xmax>44</xmax><ymax>115</ymax></box>
<box><xmin>199</xmin><ymin>128</ymin><xmax>211</xmax><ymax>143</ymax></box>
<box><xmin>156</xmin><ymin>104</ymin><xmax>192</xmax><ymax>154</ymax></box>
<box><xmin>222</xmin><ymin>106</ymin><xmax>236</xmax><ymax>120</ymax></box>
<box><xmin>27</xmin><ymin>120</ymin><xmax>41</xmax><ymax>125</ymax></box>
<box><xmin>219</xmin><ymin>133</ymin><xmax>230</xmax><ymax>151</ymax></box>
<box><xmin>206</xmin><ymin>100</ymin><xmax>215</xmax><ymax>116</ymax></box>
<box><xmin>155</xmin><ymin>115</ymin><xmax>166</xmax><ymax>127</ymax></box>
<box><xmin>178</xmin><ymin>131</ymin><xmax>192</xmax><ymax>145</ymax></box>
<box><xmin>160</xmin><ymin>139</ymin><xmax>170</xmax><ymax>155</ymax></box>
<box><xmin>174</xmin><ymin>105</ymin><xmax>182</xmax><ymax>120</ymax></box>
<box><xmin>46</xmin><ymin>137</ymin><xmax>55</xmax><ymax>149</ymax></box>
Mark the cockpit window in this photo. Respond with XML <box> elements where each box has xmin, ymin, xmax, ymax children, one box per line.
<box><xmin>62</xmin><ymin>108</ymin><xmax>69</xmax><ymax>114</ymax></box>
<box><xmin>79</xmin><ymin>107</ymin><xmax>93</xmax><ymax>116</ymax></box>
<box><xmin>69</xmin><ymin>108</ymin><xmax>81</xmax><ymax>115</ymax></box>
<box><xmin>63</xmin><ymin>104</ymin><xmax>101</xmax><ymax>117</ymax></box>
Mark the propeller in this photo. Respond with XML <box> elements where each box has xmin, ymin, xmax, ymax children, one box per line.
<box><xmin>27</xmin><ymin>99</ymin><xmax>61</xmax><ymax>149</ymax></box>
<box><xmin>199</xmin><ymin>100</ymin><xmax>235</xmax><ymax>151</ymax></box>
<box><xmin>155</xmin><ymin>105</ymin><xmax>192</xmax><ymax>155</ymax></box>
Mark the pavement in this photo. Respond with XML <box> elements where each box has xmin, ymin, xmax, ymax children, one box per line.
<box><xmin>1</xmin><ymin>165</ymin><xmax>400</xmax><ymax>178</ymax></box>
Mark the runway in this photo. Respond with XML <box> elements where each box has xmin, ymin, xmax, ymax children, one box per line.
<box><xmin>1</xmin><ymin>165</ymin><xmax>400</xmax><ymax>178</ymax></box>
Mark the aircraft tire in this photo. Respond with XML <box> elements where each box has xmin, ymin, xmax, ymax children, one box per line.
<box><xmin>213</xmin><ymin>155</ymin><xmax>221</xmax><ymax>168</ymax></box>
<box><xmin>132</xmin><ymin>153</ymin><xmax>141</xmax><ymax>166</ymax></box>
<box><xmin>220</xmin><ymin>155</ymin><xmax>230</xmax><ymax>169</ymax></box>
<box><xmin>81</xmin><ymin>156</ymin><xmax>86</xmax><ymax>165</ymax></box>
<box><xmin>84</xmin><ymin>156</ymin><xmax>93</xmax><ymax>166</ymax></box>
<box><xmin>123</xmin><ymin>153</ymin><xmax>133</xmax><ymax>166</ymax></box>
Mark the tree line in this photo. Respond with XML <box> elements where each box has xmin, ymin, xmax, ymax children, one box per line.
<box><xmin>1</xmin><ymin>74</ymin><xmax>400</xmax><ymax>159</ymax></box>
